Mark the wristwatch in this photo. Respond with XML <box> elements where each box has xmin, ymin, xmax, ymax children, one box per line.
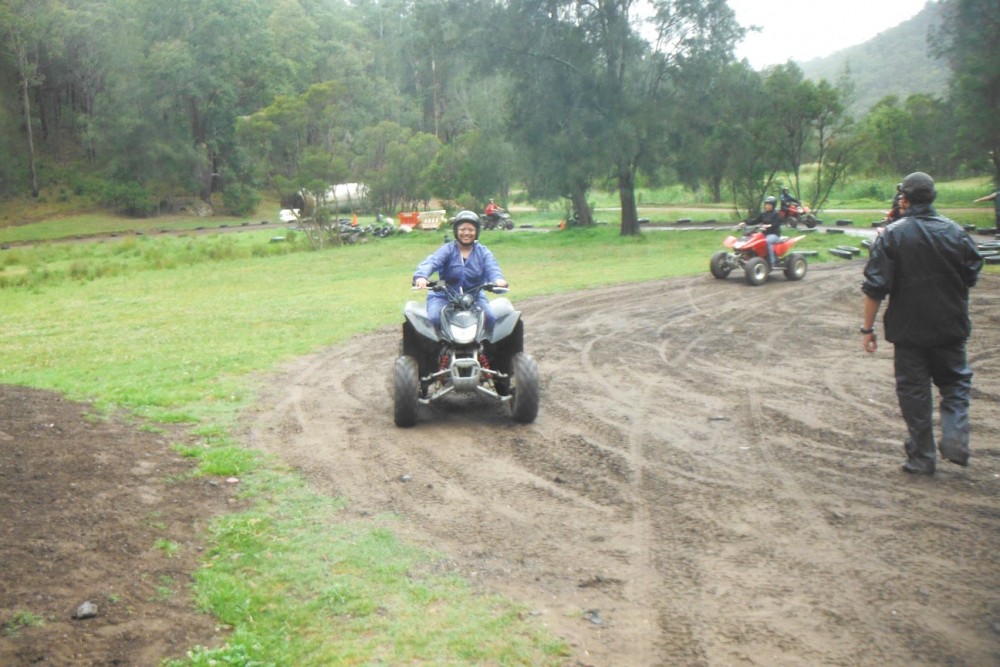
<box><xmin>859</xmin><ymin>326</ymin><xmax>874</xmax><ymax>334</ymax></box>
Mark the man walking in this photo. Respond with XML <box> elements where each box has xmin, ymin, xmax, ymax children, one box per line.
<box><xmin>861</xmin><ymin>172</ymin><xmax>983</xmax><ymax>474</ymax></box>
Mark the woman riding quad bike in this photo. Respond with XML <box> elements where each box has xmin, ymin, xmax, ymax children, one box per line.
<box><xmin>394</xmin><ymin>211</ymin><xmax>539</xmax><ymax>426</ymax></box>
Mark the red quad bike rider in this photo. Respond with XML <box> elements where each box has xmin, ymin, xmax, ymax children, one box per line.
<box><xmin>482</xmin><ymin>199</ymin><xmax>515</xmax><ymax>230</ymax></box>
<box><xmin>710</xmin><ymin>196</ymin><xmax>809</xmax><ymax>286</ymax></box>
<box><xmin>779</xmin><ymin>187</ymin><xmax>818</xmax><ymax>228</ymax></box>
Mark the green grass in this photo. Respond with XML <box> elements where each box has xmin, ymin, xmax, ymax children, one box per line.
<box><xmin>171</xmin><ymin>477</ymin><xmax>565</xmax><ymax>666</ymax></box>
<box><xmin>3</xmin><ymin>611</ymin><xmax>45</xmax><ymax>637</ymax></box>
<box><xmin>1</xmin><ymin>209</ymin><xmax>995</xmax><ymax>666</ymax></box>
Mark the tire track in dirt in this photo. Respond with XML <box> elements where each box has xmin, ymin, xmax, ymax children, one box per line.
<box><xmin>242</xmin><ymin>263</ymin><xmax>1000</xmax><ymax>667</ymax></box>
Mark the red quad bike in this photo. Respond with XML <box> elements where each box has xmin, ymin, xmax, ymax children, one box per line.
<box><xmin>710</xmin><ymin>223</ymin><xmax>808</xmax><ymax>286</ymax></box>
<box><xmin>781</xmin><ymin>201</ymin><xmax>818</xmax><ymax>229</ymax></box>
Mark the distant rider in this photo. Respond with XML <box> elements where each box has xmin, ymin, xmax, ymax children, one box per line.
<box><xmin>413</xmin><ymin>210</ymin><xmax>507</xmax><ymax>328</ymax></box>
<box><xmin>751</xmin><ymin>196</ymin><xmax>783</xmax><ymax>268</ymax></box>
<box><xmin>485</xmin><ymin>199</ymin><xmax>500</xmax><ymax>217</ymax></box>
<box><xmin>779</xmin><ymin>187</ymin><xmax>800</xmax><ymax>218</ymax></box>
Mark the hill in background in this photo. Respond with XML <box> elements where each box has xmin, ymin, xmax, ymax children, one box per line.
<box><xmin>797</xmin><ymin>1</ymin><xmax>948</xmax><ymax>115</ymax></box>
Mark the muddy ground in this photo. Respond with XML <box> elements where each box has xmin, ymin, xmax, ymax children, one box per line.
<box><xmin>3</xmin><ymin>261</ymin><xmax>999</xmax><ymax>666</ymax></box>
<box><xmin>0</xmin><ymin>388</ymin><xmax>234</xmax><ymax>666</ymax></box>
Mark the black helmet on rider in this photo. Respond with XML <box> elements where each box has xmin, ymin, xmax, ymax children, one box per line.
<box><xmin>452</xmin><ymin>210</ymin><xmax>481</xmax><ymax>240</ymax></box>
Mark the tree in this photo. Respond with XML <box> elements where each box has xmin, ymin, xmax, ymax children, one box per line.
<box><xmin>0</xmin><ymin>0</ymin><xmax>56</xmax><ymax>197</ymax></box>
<box><xmin>497</xmin><ymin>0</ymin><xmax>743</xmax><ymax>235</ymax></box>
<box><xmin>807</xmin><ymin>79</ymin><xmax>860</xmax><ymax>211</ymax></box>
<box><xmin>860</xmin><ymin>95</ymin><xmax>914</xmax><ymax>174</ymax></box>
<box><xmin>722</xmin><ymin>69</ymin><xmax>784</xmax><ymax>216</ymax></box>
<box><xmin>764</xmin><ymin>64</ymin><xmax>822</xmax><ymax>200</ymax></box>
<box><xmin>355</xmin><ymin>121</ymin><xmax>441</xmax><ymax>213</ymax></box>
<box><xmin>495</xmin><ymin>1</ymin><xmax>610</xmax><ymax>226</ymax></box>
<box><xmin>670</xmin><ymin>60</ymin><xmax>759</xmax><ymax>204</ymax></box>
<box><xmin>935</xmin><ymin>0</ymin><xmax>1000</xmax><ymax>182</ymax></box>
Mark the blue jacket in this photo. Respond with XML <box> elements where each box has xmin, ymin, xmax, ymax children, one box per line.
<box><xmin>413</xmin><ymin>241</ymin><xmax>505</xmax><ymax>323</ymax></box>
<box><xmin>414</xmin><ymin>240</ymin><xmax>505</xmax><ymax>289</ymax></box>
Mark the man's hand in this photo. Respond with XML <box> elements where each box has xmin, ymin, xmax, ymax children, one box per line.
<box><xmin>414</xmin><ymin>277</ymin><xmax>429</xmax><ymax>289</ymax></box>
<box><xmin>862</xmin><ymin>332</ymin><xmax>877</xmax><ymax>353</ymax></box>
<box><xmin>495</xmin><ymin>278</ymin><xmax>508</xmax><ymax>288</ymax></box>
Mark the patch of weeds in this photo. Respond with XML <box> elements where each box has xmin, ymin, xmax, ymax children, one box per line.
<box><xmin>147</xmin><ymin>511</ymin><xmax>168</xmax><ymax>531</ymax></box>
<box><xmin>155</xmin><ymin>576</ymin><xmax>176</xmax><ymax>602</ymax></box>
<box><xmin>164</xmin><ymin>641</ymin><xmax>272</xmax><ymax>667</ymax></box>
<box><xmin>82</xmin><ymin>410</ymin><xmax>110</xmax><ymax>424</ymax></box>
<box><xmin>155</xmin><ymin>538</ymin><xmax>180</xmax><ymax>557</ymax></box>
<box><xmin>194</xmin><ymin>445</ymin><xmax>259</xmax><ymax>478</ymax></box>
<box><xmin>4</xmin><ymin>610</ymin><xmax>44</xmax><ymax>636</ymax></box>
<box><xmin>68</xmin><ymin>260</ymin><xmax>91</xmax><ymax>281</ymax></box>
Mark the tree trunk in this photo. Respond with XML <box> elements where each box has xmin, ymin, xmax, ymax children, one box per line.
<box><xmin>618</xmin><ymin>162</ymin><xmax>640</xmax><ymax>236</ymax></box>
<box><xmin>20</xmin><ymin>69</ymin><xmax>39</xmax><ymax>198</ymax></box>
<box><xmin>709</xmin><ymin>175</ymin><xmax>723</xmax><ymax>203</ymax></box>
<box><xmin>569</xmin><ymin>184</ymin><xmax>593</xmax><ymax>227</ymax></box>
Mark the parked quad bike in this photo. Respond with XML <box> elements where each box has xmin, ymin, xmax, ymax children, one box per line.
<box><xmin>780</xmin><ymin>201</ymin><xmax>818</xmax><ymax>229</ymax></box>
<box><xmin>710</xmin><ymin>224</ymin><xmax>808</xmax><ymax>286</ymax></box>
<box><xmin>481</xmin><ymin>209</ymin><xmax>515</xmax><ymax>230</ymax></box>
<box><xmin>394</xmin><ymin>281</ymin><xmax>539</xmax><ymax>427</ymax></box>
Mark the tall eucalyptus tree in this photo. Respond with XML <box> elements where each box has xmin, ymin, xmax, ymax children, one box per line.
<box><xmin>495</xmin><ymin>0</ymin><xmax>743</xmax><ymax>235</ymax></box>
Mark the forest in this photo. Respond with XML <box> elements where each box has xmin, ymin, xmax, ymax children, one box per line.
<box><xmin>1</xmin><ymin>0</ymin><xmax>997</xmax><ymax>234</ymax></box>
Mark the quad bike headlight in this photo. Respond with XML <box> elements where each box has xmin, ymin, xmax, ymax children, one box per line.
<box><xmin>448</xmin><ymin>322</ymin><xmax>478</xmax><ymax>344</ymax></box>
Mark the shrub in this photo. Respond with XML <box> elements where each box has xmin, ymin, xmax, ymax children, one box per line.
<box><xmin>100</xmin><ymin>182</ymin><xmax>157</xmax><ymax>217</ymax></box>
<box><xmin>222</xmin><ymin>183</ymin><xmax>262</xmax><ymax>217</ymax></box>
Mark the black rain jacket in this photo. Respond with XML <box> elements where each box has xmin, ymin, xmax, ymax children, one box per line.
<box><xmin>862</xmin><ymin>204</ymin><xmax>983</xmax><ymax>346</ymax></box>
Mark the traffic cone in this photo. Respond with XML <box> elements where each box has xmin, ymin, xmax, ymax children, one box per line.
<box><xmin>351</xmin><ymin>213</ymin><xmax>359</xmax><ymax>227</ymax></box>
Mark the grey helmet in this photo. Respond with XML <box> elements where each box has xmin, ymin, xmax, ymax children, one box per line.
<box><xmin>452</xmin><ymin>209</ymin><xmax>481</xmax><ymax>240</ymax></box>
<box><xmin>763</xmin><ymin>196</ymin><xmax>777</xmax><ymax>207</ymax></box>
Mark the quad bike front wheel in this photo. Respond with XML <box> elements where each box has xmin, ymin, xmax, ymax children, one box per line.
<box><xmin>744</xmin><ymin>256</ymin><xmax>769</xmax><ymax>286</ymax></box>
<box><xmin>509</xmin><ymin>352</ymin><xmax>539</xmax><ymax>424</ymax></box>
<box><xmin>783</xmin><ymin>253</ymin><xmax>808</xmax><ymax>281</ymax></box>
<box><xmin>393</xmin><ymin>355</ymin><xmax>420</xmax><ymax>427</ymax></box>
<box><xmin>710</xmin><ymin>251</ymin><xmax>732</xmax><ymax>279</ymax></box>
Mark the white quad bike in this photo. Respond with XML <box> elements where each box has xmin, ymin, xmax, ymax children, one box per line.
<box><xmin>393</xmin><ymin>281</ymin><xmax>539</xmax><ymax>427</ymax></box>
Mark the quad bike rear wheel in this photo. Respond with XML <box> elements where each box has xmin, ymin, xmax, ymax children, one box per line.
<box><xmin>393</xmin><ymin>355</ymin><xmax>420</xmax><ymax>427</ymax></box>
<box><xmin>509</xmin><ymin>352</ymin><xmax>539</xmax><ymax>424</ymax></box>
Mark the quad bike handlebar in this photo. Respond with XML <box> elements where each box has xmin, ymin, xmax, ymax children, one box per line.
<box><xmin>412</xmin><ymin>280</ymin><xmax>509</xmax><ymax>295</ymax></box>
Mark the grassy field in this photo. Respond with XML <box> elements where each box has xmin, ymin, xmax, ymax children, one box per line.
<box><xmin>1</xmin><ymin>199</ymin><xmax>996</xmax><ymax>665</ymax></box>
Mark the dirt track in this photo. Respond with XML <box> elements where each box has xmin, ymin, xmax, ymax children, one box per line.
<box><xmin>243</xmin><ymin>262</ymin><xmax>1000</xmax><ymax>666</ymax></box>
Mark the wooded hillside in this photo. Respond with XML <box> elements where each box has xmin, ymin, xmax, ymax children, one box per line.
<box><xmin>799</xmin><ymin>1</ymin><xmax>949</xmax><ymax>114</ymax></box>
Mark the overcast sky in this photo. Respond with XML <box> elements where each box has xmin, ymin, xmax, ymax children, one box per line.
<box><xmin>726</xmin><ymin>0</ymin><xmax>933</xmax><ymax>69</ymax></box>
